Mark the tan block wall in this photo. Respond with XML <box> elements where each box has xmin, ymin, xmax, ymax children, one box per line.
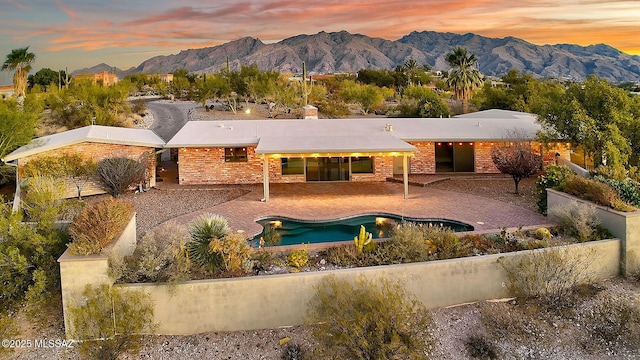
<box><xmin>58</xmin><ymin>213</ymin><xmax>137</xmax><ymax>338</ymax></box>
<box><xmin>548</xmin><ymin>189</ymin><xmax>640</xmax><ymax>275</ymax></box>
<box><xmin>408</xmin><ymin>142</ymin><xmax>435</xmax><ymax>174</ymax></box>
<box><xmin>116</xmin><ymin>239</ymin><xmax>620</xmax><ymax>335</ymax></box>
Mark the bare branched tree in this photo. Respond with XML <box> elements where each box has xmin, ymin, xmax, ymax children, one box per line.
<box><xmin>491</xmin><ymin>131</ymin><xmax>542</xmax><ymax>194</ymax></box>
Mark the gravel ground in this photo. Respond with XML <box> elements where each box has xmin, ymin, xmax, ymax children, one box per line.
<box><xmin>429</xmin><ymin>177</ymin><xmax>539</xmax><ymax>213</ymax></box>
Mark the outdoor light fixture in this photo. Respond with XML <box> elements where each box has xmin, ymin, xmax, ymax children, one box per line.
<box><xmin>375</xmin><ymin>217</ymin><xmax>386</xmax><ymax>226</ymax></box>
<box><xmin>270</xmin><ymin>220</ymin><xmax>282</xmax><ymax>228</ymax></box>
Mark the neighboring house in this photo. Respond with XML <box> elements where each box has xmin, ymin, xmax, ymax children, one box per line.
<box><xmin>165</xmin><ymin>109</ymin><xmax>569</xmax><ymax>199</ymax></box>
<box><xmin>3</xmin><ymin>125</ymin><xmax>165</xmax><ymax>198</ymax></box>
<box><xmin>74</xmin><ymin>71</ymin><xmax>119</xmax><ymax>86</ymax></box>
<box><xmin>157</xmin><ymin>74</ymin><xmax>173</xmax><ymax>83</ymax></box>
<box><xmin>0</xmin><ymin>85</ymin><xmax>15</xmax><ymax>99</ymax></box>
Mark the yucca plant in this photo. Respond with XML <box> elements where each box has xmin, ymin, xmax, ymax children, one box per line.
<box><xmin>186</xmin><ymin>214</ymin><xmax>231</xmax><ymax>271</ymax></box>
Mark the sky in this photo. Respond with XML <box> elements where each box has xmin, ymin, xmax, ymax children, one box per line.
<box><xmin>1</xmin><ymin>0</ymin><xmax>639</xmax><ymax>85</ymax></box>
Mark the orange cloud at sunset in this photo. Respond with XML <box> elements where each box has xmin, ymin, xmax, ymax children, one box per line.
<box><xmin>0</xmin><ymin>0</ymin><xmax>638</xmax><ymax>77</ymax></box>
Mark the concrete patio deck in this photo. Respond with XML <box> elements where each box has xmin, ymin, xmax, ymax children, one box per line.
<box><xmin>155</xmin><ymin>180</ymin><xmax>552</xmax><ymax>239</ymax></box>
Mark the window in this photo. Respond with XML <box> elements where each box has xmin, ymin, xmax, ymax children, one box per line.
<box><xmin>351</xmin><ymin>157</ymin><xmax>374</xmax><ymax>173</ymax></box>
<box><xmin>281</xmin><ymin>157</ymin><xmax>304</xmax><ymax>175</ymax></box>
<box><xmin>225</xmin><ymin>147</ymin><xmax>248</xmax><ymax>162</ymax></box>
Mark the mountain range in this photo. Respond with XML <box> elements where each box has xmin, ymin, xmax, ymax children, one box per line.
<box><xmin>74</xmin><ymin>30</ymin><xmax>640</xmax><ymax>83</ymax></box>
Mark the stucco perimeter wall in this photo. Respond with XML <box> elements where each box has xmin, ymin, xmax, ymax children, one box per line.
<box><xmin>117</xmin><ymin>240</ymin><xmax>619</xmax><ymax>335</ymax></box>
<box><xmin>548</xmin><ymin>189</ymin><xmax>640</xmax><ymax>274</ymax></box>
<box><xmin>58</xmin><ymin>213</ymin><xmax>137</xmax><ymax>336</ymax></box>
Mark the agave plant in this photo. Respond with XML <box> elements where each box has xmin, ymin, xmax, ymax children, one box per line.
<box><xmin>186</xmin><ymin>214</ymin><xmax>231</xmax><ymax>270</ymax></box>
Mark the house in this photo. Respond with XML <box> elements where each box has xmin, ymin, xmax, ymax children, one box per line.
<box><xmin>73</xmin><ymin>71</ymin><xmax>119</xmax><ymax>86</ymax></box>
<box><xmin>165</xmin><ymin>109</ymin><xmax>569</xmax><ymax>200</ymax></box>
<box><xmin>0</xmin><ymin>85</ymin><xmax>15</xmax><ymax>99</ymax></box>
<box><xmin>3</xmin><ymin>125</ymin><xmax>165</xmax><ymax>198</ymax></box>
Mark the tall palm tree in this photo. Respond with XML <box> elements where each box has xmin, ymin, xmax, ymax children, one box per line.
<box><xmin>2</xmin><ymin>47</ymin><xmax>36</xmax><ymax>98</ymax></box>
<box><xmin>445</xmin><ymin>47</ymin><xmax>483</xmax><ymax>113</ymax></box>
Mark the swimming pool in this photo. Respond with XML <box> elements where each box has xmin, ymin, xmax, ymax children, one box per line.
<box><xmin>253</xmin><ymin>214</ymin><xmax>474</xmax><ymax>247</ymax></box>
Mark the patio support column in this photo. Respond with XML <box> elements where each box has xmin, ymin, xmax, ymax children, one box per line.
<box><xmin>263</xmin><ymin>156</ymin><xmax>270</xmax><ymax>202</ymax></box>
<box><xmin>403</xmin><ymin>154</ymin><xmax>409</xmax><ymax>199</ymax></box>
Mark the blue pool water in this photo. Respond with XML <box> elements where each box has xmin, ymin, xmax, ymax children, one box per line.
<box><xmin>253</xmin><ymin>214</ymin><xmax>474</xmax><ymax>247</ymax></box>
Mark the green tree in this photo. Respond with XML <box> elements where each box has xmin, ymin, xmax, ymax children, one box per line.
<box><xmin>27</xmin><ymin>68</ymin><xmax>59</xmax><ymax>91</ymax></box>
<box><xmin>2</xmin><ymin>46</ymin><xmax>36</xmax><ymax>98</ymax></box>
<box><xmin>339</xmin><ymin>80</ymin><xmax>392</xmax><ymax>115</ymax></box>
<box><xmin>393</xmin><ymin>84</ymin><xmax>449</xmax><ymax>118</ymax></box>
<box><xmin>357</xmin><ymin>68</ymin><xmax>396</xmax><ymax>88</ymax></box>
<box><xmin>445</xmin><ymin>47</ymin><xmax>483</xmax><ymax>113</ymax></box>
<box><xmin>0</xmin><ymin>100</ymin><xmax>38</xmax><ymax>159</ymax></box>
<box><xmin>539</xmin><ymin>76</ymin><xmax>635</xmax><ymax>168</ymax></box>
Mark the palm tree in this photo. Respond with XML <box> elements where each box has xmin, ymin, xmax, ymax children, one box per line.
<box><xmin>445</xmin><ymin>47</ymin><xmax>483</xmax><ymax>113</ymax></box>
<box><xmin>2</xmin><ymin>47</ymin><xmax>36</xmax><ymax>98</ymax></box>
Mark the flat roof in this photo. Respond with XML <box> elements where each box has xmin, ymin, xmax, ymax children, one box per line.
<box><xmin>165</xmin><ymin>109</ymin><xmax>542</xmax><ymax>153</ymax></box>
<box><xmin>4</xmin><ymin>125</ymin><xmax>166</xmax><ymax>162</ymax></box>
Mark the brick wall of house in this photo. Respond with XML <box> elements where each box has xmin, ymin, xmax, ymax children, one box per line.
<box><xmin>351</xmin><ymin>156</ymin><xmax>394</xmax><ymax>181</ymax></box>
<box><xmin>178</xmin><ymin>147</ymin><xmax>264</xmax><ymax>185</ymax></box>
<box><xmin>18</xmin><ymin>142</ymin><xmax>157</xmax><ymax>198</ymax></box>
<box><xmin>474</xmin><ymin>142</ymin><xmax>501</xmax><ymax>173</ymax></box>
<box><xmin>269</xmin><ymin>158</ymin><xmax>306</xmax><ymax>184</ymax></box>
<box><xmin>408</xmin><ymin>142</ymin><xmax>435</xmax><ymax>174</ymax></box>
<box><xmin>178</xmin><ymin>149</ymin><xmax>396</xmax><ymax>185</ymax></box>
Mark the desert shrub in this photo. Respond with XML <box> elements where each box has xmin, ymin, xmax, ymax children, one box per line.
<box><xmin>306</xmin><ymin>275</ymin><xmax>434</xmax><ymax>359</ymax></box>
<box><xmin>97</xmin><ymin>156</ymin><xmax>148</xmax><ymax>197</ymax></box>
<box><xmin>322</xmin><ymin>244</ymin><xmax>360</xmax><ymax>266</ymax></box>
<box><xmin>0</xmin><ymin>163</ymin><xmax>16</xmax><ymax>186</ymax></box>
<box><xmin>591</xmin><ymin>165</ymin><xmax>628</xmax><ymax>182</ymax></box>
<box><xmin>499</xmin><ymin>247</ymin><xmax>595</xmax><ymax>309</ymax></box>
<box><xmin>186</xmin><ymin>214</ymin><xmax>230</xmax><ymax>271</ymax></box>
<box><xmin>67</xmin><ymin>198</ymin><xmax>134</xmax><ymax>255</ymax></box>
<box><xmin>593</xmin><ymin>175</ymin><xmax>640</xmax><ymax>207</ymax></box>
<box><xmin>425</xmin><ymin>226</ymin><xmax>473</xmax><ymax>260</ymax></box>
<box><xmin>208</xmin><ymin>233</ymin><xmax>252</xmax><ymax>273</ymax></box>
<box><xmin>465</xmin><ymin>334</ymin><xmax>499</xmax><ymax>359</ymax></box>
<box><xmin>0</xmin><ymin>311</ymin><xmax>18</xmax><ymax>355</ymax></box>
<box><xmin>109</xmin><ymin>225</ymin><xmax>189</xmax><ymax>283</ymax></box>
<box><xmin>536</xmin><ymin>165</ymin><xmax>574</xmax><ymax>214</ymax></box>
<box><xmin>20</xmin><ymin>175</ymin><xmax>66</xmax><ymax>225</ymax></box>
<box><xmin>316</xmin><ymin>98</ymin><xmax>350</xmax><ymax>118</ymax></box>
<box><xmin>261</xmin><ymin>223</ymin><xmax>281</xmax><ymax>247</ymax></box>
<box><xmin>582</xmin><ymin>291</ymin><xmax>640</xmax><ymax>348</ymax></box>
<box><xmin>384</xmin><ymin>222</ymin><xmax>434</xmax><ymax>263</ymax></box>
<box><xmin>561</xmin><ymin>175</ymin><xmax>628</xmax><ymax>210</ymax></box>
<box><xmin>285</xmin><ymin>246</ymin><xmax>309</xmax><ymax>271</ymax></box>
<box><xmin>0</xmin><ymin>201</ymin><xmax>68</xmax><ymax>307</ymax></box>
<box><xmin>548</xmin><ymin>201</ymin><xmax>601</xmax><ymax>242</ymax></box>
<box><xmin>69</xmin><ymin>284</ymin><xmax>155</xmax><ymax>360</ymax></box>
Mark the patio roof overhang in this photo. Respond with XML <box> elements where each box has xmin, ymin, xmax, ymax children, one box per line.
<box><xmin>255</xmin><ymin>134</ymin><xmax>417</xmax><ymax>156</ymax></box>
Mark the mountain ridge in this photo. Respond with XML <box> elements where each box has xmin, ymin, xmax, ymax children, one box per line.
<box><xmin>73</xmin><ymin>30</ymin><xmax>640</xmax><ymax>82</ymax></box>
